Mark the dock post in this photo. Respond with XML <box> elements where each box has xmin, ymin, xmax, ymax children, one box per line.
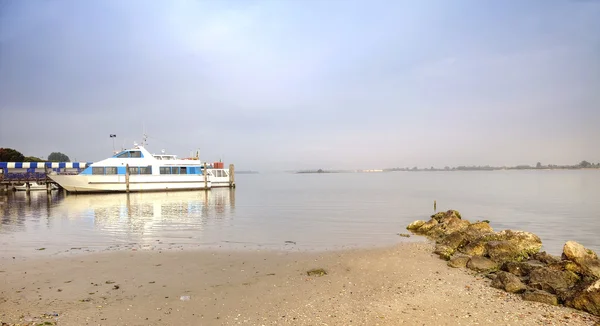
<box><xmin>26</xmin><ymin>182</ymin><xmax>31</xmax><ymax>194</ymax></box>
<box><xmin>45</xmin><ymin>165</ymin><xmax>51</xmax><ymax>193</ymax></box>
<box><xmin>125</xmin><ymin>164</ymin><xmax>130</xmax><ymax>193</ymax></box>
<box><xmin>228</xmin><ymin>164</ymin><xmax>235</xmax><ymax>188</ymax></box>
<box><xmin>203</xmin><ymin>162</ymin><xmax>208</xmax><ymax>190</ymax></box>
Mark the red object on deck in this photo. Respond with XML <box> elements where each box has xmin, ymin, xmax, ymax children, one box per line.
<box><xmin>213</xmin><ymin>162</ymin><xmax>224</xmax><ymax>169</ymax></box>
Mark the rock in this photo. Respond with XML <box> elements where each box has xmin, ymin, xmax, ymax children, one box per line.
<box><xmin>448</xmin><ymin>256</ymin><xmax>470</xmax><ymax>268</ymax></box>
<box><xmin>491</xmin><ymin>271</ymin><xmax>527</xmax><ymax>293</ymax></box>
<box><xmin>548</xmin><ymin>260</ymin><xmax>584</xmax><ymax>275</ymax></box>
<box><xmin>434</xmin><ymin>244</ymin><xmax>454</xmax><ymax>261</ymax></box>
<box><xmin>406</xmin><ymin>220</ymin><xmax>426</xmax><ymax>230</ymax></box>
<box><xmin>441</xmin><ymin>232</ymin><xmax>468</xmax><ymax>250</ymax></box>
<box><xmin>460</xmin><ymin>240</ymin><xmax>488</xmax><ymax>256</ymax></box>
<box><xmin>427</xmin><ymin>216</ymin><xmax>470</xmax><ymax>239</ymax></box>
<box><xmin>486</xmin><ymin>240</ymin><xmax>528</xmax><ymax>263</ymax></box>
<box><xmin>563</xmin><ymin>241</ymin><xmax>598</xmax><ymax>261</ymax></box>
<box><xmin>565</xmin><ymin>280</ymin><xmax>600</xmax><ymax>316</ymax></box>
<box><xmin>416</xmin><ymin>219</ymin><xmax>438</xmax><ymax>233</ymax></box>
<box><xmin>431</xmin><ymin>209</ymin><xmax>462</xmax><ymax>222</ymax></box>
<box><xmin>495</xmin><ymin>230</ymin><xmax>542</xmax><ymax>257</ymax></box>
<box><xmin>522</xmin><ymin>290</ymin><xmax>559</xmax><ymax>306</ymax></box>
<box><xmin>533</xmin><ymin>251</ymin><xmax>561</xmax><ymax>265</ymax></box>
<box><xmin>529</xmin><ymin>267</ymin><xmax>579</xmax><ymax>296</ymax></box>
<box><xmin>562</xmin><ymin>241</ymin><xmax>600</xmax><ymax>280</ymax></box>
<box><xmin>465</xmin><ymin>222</ymin><xmax>495</xmax><ymax>237</ymax></box>
<box><xmin>467</xmin><ymin>256</ymin><xmax>498</xmax><ymax>272</ymax></box>
<box><xmin>502</xmin><ymin>261</ymin><xmax>544</xmax><ymax>277</ymax></box>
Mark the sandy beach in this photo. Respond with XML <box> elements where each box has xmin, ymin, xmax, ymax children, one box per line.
<box><xmin>1</xmin><ymin>243</ymin><xmax>598</xmax><ymax>326</ymax></box>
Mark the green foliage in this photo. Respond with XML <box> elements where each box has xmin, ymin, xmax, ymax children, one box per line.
<box><xmin>579</xmin><ymin>160</ymin><xmax>591</xmax><ymax>168</ymax></box>
<box><xmin>0</xmin><ymin>148</ymin><xmax>25</xmax><ymax>161</ymax></box>
<box><xmin>48</xmin><ymin>152</ymin><xmax>70</xmax><ymax>162</ymax></box>
<box><xmin>24</xmin><ymin>156</ymin><xmax>44</xmax><ymax>162</ymax></box>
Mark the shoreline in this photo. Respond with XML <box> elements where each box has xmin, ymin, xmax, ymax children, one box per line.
<box><xmin>1</xmin><ymin>243</ymin><xmax>598</xmax><ymax>325</ymax></box>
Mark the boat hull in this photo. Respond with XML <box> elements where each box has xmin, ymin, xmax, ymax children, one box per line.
<box><xmin>50</xmin><ymin>174</ymin><xmax>212</xmax><ymax>193</ymax></box>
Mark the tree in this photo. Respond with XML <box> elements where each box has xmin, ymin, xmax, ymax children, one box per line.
<box><xmin>24</xmin><ymin>156</ymin><xmax>43</xmax><ymax>162</ymax></box>
<box><xmin>579</xmin><ymin>160</ymin><xmax>591</xmax><ymax>168</ymax></box>
<box><xmin>48</xmin><ymin>152</ymin><xmax>70</xmax><ymax>162</ymax></box>
<box><xmin>0</xmin><ymin>148</ymin><xmax>25</xmax><ymax>161</ymax></box>
<box><xmin>536</xmin><ymin>162</ymin><xmax>542</xmax><ymax>169</ymax></box>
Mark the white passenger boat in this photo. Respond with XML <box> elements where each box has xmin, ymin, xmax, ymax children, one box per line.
<box><xmin>49</xmin><ymin>144</ymin><xmax>233</xmax><ymax>193</ymax></box>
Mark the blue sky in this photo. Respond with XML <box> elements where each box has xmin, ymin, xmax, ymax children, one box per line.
<box><xmin>1</xmin><ymin>0</ymin><xmax>599</xmax><ymax>170</ymax></box>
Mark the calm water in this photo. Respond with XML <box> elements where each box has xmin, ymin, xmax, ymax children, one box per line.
<box><xmin>1</xmin><ymin>170</ymin><xmax>599</xmax><ymax>258</ymax></box>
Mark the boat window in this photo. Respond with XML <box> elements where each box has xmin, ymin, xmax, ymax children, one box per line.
<box><xmin>128</xmin><ymin>167</ymin><xmax>140</xmax><ymax>174</ymax></box>
<box><xmin>130</xmin><ymin>151</ymin><xmax>142</xmax><ymax>158</ymax></box>
<box><xmin>160</xmin><ymin>167</ymin><xmax>171</xmax><ymax>174</ymax></box>
<box><xmin>155</xmin><ymin>156</ymin><xmax>162</xmax><ymax>160</ymax></box>
<box><xmin>116</xmin><ymin>152</ymin><xmax>130</xmax><ymax>158</ymax></box>
<box><xmin>140</xmin><ymin>166</ymin><xmax>152</xmax><ymax>175</ymax></box>
<box><xmin>180</xmin><ymin>167</ymin><xmax>187</xmax><ymax>174</ymax></box>
<box><xmin>223</xmin><ymin>171</ymin><xmax>228</xmax><ymax>177</ymax></box>
<box><xmin>105</xmin><ymin>167</ymin><xmax>118</xmax><ymax>175</ymax></box>
<box><xmin>172</xmin><ymin>167</ymin><xmax>180</xmax><ymax>174</ymax></box>
<box><xmin>92</xmin><ymin>167</ymin><xmax>104</xmax><ymax>175</ymax></box>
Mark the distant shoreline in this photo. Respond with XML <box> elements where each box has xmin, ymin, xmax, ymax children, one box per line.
<box><xmin>292</xmin><ymin>167</ymin><xmax>600</xmax><ymax>174</ymax></box>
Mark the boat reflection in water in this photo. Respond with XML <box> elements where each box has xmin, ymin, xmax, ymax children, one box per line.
<box><xmin>54</xmin><ymin>189</ymin><xmax>236</xmax><ymax>249</ymax></box>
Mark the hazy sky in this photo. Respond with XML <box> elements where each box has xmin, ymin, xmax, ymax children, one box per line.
<box><xmin>1</xmin><ymin>0</ymin><xmax>599</xmax><ymax>170</ymax></box>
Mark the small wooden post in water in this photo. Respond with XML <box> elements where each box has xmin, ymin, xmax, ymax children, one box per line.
<box><xmin>434</xmin><ymin>200</ymin><xmax>437</xmax><ymax>212</ymax></box>
<box><xmin>203</xmin><ymin>162</ymin><xmax>208</xmax><ymax>189</ymax></box>
<box><xmin>228</xmin><ymin>164</ymin><xmax>235</xmax><ymax>188</ymax></box>
<box><xmin>25</xmin><ymin>182</ymin><xmax>31</xmax><ymax>194</ymax></box>
<box><xmin>125</xmin><ymin>164</ymin><xmax>130</xmax><ymax>193</ymax></box>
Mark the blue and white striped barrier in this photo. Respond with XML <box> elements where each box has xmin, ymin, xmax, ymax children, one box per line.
<box><xmin>0</xmin><ymin>162</ymin><xmax>91</xmax><ymax>169</ymax></box>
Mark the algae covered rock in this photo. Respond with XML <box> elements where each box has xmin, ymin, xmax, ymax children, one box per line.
<box><xmin>502</xmin><ymin>261</ymin><xmax>544</xmax><ymax>277</ymax></box>
<box><xmin>529</xmin><ymin>267</ymin><xmax>579</xmax><ymax>296</ymax></box>
<box><xmin>486</xmin><ymin>240</ymin><xmax>530</xmax><ymax>263</ymax></box>
<box><xmin>406</xmin><ymin>220</ymin><xmax>426</xmax><ymax>230</ymax></box>
<box><xmin>565</xmin><ymin>280</ymin><xmax>600</xmax><ymax>316</ymax></box>
<box><xmin>434</xmin><ymin>244</ymin><xmax>454</xmax><ymax>261</ymax></box>
<box><xmin>491</xmin><ymin>271</ymin><xmax>527</xmax><ymax>293</ymax></box>
<box><xmin>522</xmin><ymin>290</ymin><xmax>559</xmax><ymax>306</ymax></box>
<box><xmin>431</xmin><ymin>209</ymin><xmax>462</xmax><ymax>222</ymax></box>
<box><xmin>448</xmin><ymin>256</ymin><xmax>470</xmax><ymax>268</ymax></box>
<box><xmin>496</xmin><ymin>230</ymin><xmax>542</xmax><ymax>257</ymax></box>
<box><xmin>417</xmin><ymin>219</ymin><xmax>438</xmax><ymax>233</ymax></box>
<box><xmin>467</xmin><ymin>256</ymin><xmax>498</xmax><ymax>272</ymax></box>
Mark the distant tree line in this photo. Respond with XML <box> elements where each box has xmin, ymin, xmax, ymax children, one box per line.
<box><xmin>0</xmin><ymin>148</ymin><xmax>70</xmax><ymax>162</ymax></box>
<box><xmin>386</xmin><ymin>160</ymin><xmax>600</xmax><ymax>172</ymax></box>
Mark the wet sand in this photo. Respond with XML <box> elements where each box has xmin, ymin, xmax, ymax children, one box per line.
<box><xmin>1</xmin><ymin>243</ymin><xmax>598</xmax><ymax>326</ymax></box>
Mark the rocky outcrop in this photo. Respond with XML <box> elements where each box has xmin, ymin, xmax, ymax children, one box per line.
<box><xmin>501</xmin><ymin>261</ymin><xmax>544</xmax><ymax>277</ymax></box>
<box><xmin>491</xmin><ymin>271</ymin><xmax>527</xmax><ymax>293</ymax></box>
<box><xmin>566</xmin><ymin>280</ymin><xmax>600</xmax><ymax>316</ymax></box>
<box><xmin>522</xmin><ymin>290</ymin><xmax>559</xmax><ymax>306</ymax></box>
<box><xmin>448</xmin><ymin>256</ymin><xmax>470</xmax><ymax>268</ymax></box>
<box><xmin>563</xmin><ymin>241</ymin><xmax>600</xmax><ymax>280</ymax></box>
<box><xmin>406</xmin><ymin>220</ymin><xmax>426</xmax><ymax>230</ymax></box>
<box><xmin>529</xmin><ymin>267</ymin><xmax>579</xmax><ymax>297</ymax></box>
<box><xmin>405</xmin><ymin>210</ymin><xmax>600</xmax><ymax>315</ymax></box>
<box><xmin>467</xmin><ymin>256</ymin><xmax>498</xmax><ymax>272</ymax></box>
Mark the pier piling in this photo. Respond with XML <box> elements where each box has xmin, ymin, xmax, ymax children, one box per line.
<box><xmin>125</xmin><ymin>164</ymin><xmax>130</xmax><ymax>193</ymax></box>
<box><xmin>203</xmin><ymin>162</ymin><xmax>208</xmax><ymax>189</ymax></box>
<box><xmin>229</xmin><ymin>164</ymin><xmax>235</xmax><ymax>188</ymax></box>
